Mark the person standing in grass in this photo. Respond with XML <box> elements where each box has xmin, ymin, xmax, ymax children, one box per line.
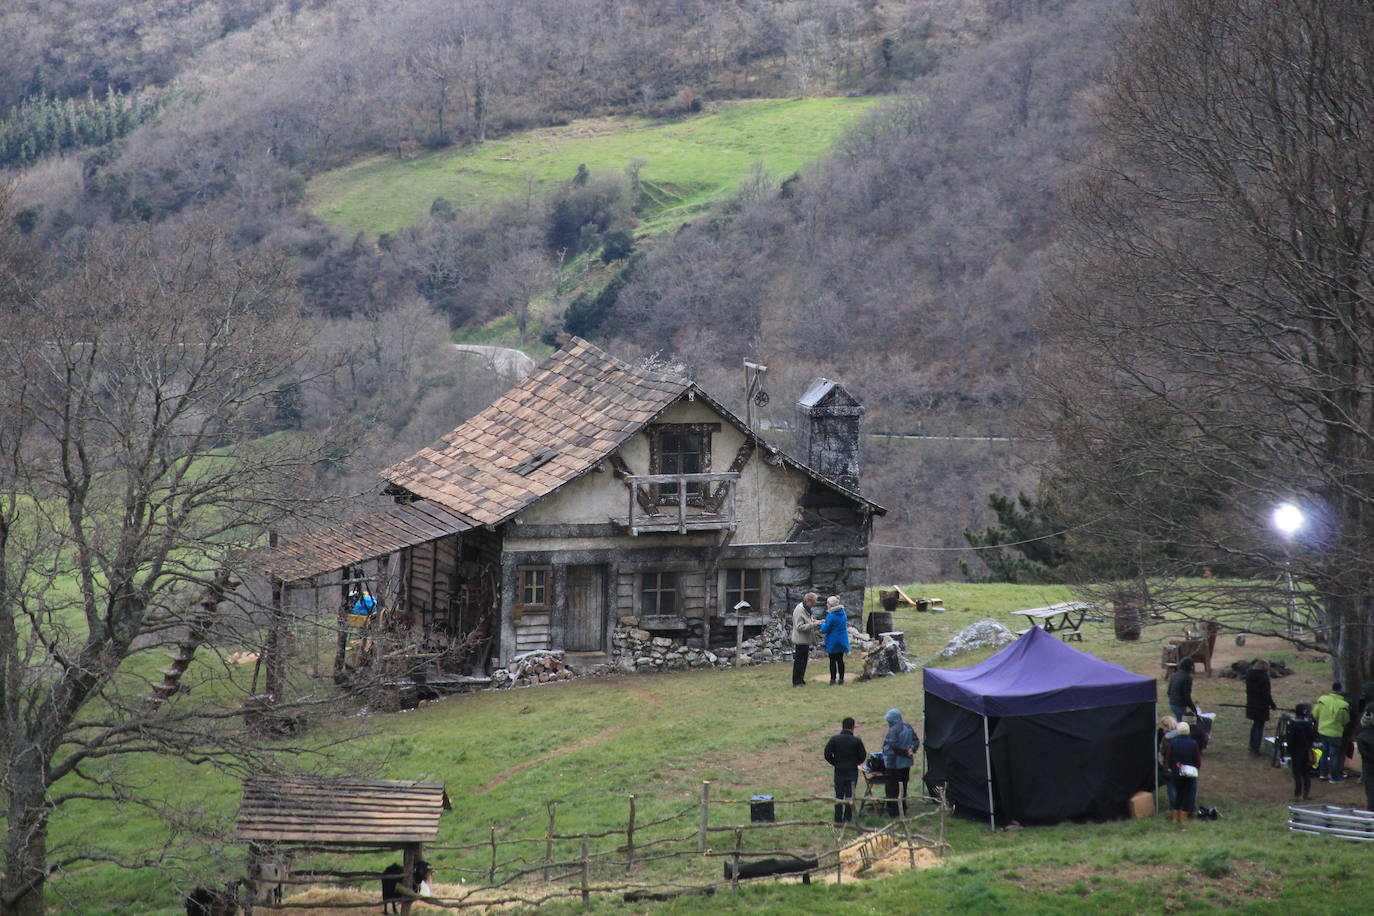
<box><xmin>1313</xmin><ymin>682</ymin><xmax>1351</xmax><ymax>782</ymax></box>
<box><xmin>790</xmin><ymin>592</ymin><xmax>820</xmax><ymax>687</ymax></box>
<box><xmin>1287</xmin><ymin>703</ymin><xmax>1318</xmax><ymax>801</ymax></box>
<box><xmin>824</xmin><ymin>716</ymin><xmax>867</xmax><ymax>823</ymax></box>
<box><xmin>882</xmin><ymin>708</ymin><xmax>919</xmax><ymax>817</ymax></box>
<box><xmin>1157</xmin><ymin>715</ymin><xmax>1181</xmax><ymax>809</ymax></box>
<box><xmin>819</xmin><ymin>596</ymin><xmax>850</xmax><ymax>685</ymax></box>
<box><xmin>1244</xmin><ymin>660</ymin><xmax>1277</xmax><ymax>756</ymax></box>
<box><xmin>1357</xmin><ymin>709</ymin><xmax>1374</xmax><ymax>811</ymax></box>
<box><xmin>1168</xmin><ymin>657</ymin><xmax>1199</xmax><ymax>721</ymax></box>
<box><xmin>1163</xmin><ymin>721</ymin><xmax>1201</xmax><ymax>824</ymax></box>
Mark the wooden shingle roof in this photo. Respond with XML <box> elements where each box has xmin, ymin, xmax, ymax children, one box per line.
<box><xmin>380</xmin><ymin>337</ymin><xmax>689</xmax><ymax>526</ymax></box>
<box><xmin>236</xmin><ymin>777</ymin><xmax>450</xmax><ymax>846</ymax></box>
<box><xmin>258</xmin><ymin>501</ymin><xmax>476</xmax><ymax>582</ymax></box>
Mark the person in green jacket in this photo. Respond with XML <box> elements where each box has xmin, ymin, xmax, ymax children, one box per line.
<box><xmin>1313</xmin><ymin>682</ymin><xmax>1351</xmax><ymax>782</ymax></box>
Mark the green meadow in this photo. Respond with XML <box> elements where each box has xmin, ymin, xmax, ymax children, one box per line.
<box><xmin>32</xmin><ymin>581</ymin><xmax>1374</xmax><ymax>913</ymax></box>
<box><xmin>306</xmin><ymin>97</ymin><xmax>880</xmax><ymax>237</ymax></box>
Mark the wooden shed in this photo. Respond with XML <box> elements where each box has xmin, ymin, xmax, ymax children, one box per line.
<box><xmin>236</xmin><ymin>776</ymin><xmax>450</xmax><ymax>913</ymax></box>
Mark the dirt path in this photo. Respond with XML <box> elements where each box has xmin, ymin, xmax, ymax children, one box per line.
<box><xmin>452</xmin><ymin>344</ymin><xmax>536</xmax><ymax>378</ymax></box>
<box><xmin>475</xmin><ymin>680</ymin><xmax>662</xmax><ymax>793</ymax></box>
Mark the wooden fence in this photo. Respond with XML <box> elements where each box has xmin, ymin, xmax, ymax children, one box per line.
<box><xmin>248</xmin><ymin>782</ymin><xmax>950</xmax><ymax>911</ymax></box>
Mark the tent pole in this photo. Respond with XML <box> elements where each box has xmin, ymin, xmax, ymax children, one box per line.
<box><xmin>983</xmin><ymin>714</ymin><xmax>995</xmax><ymax>832</ymax></box>
<box><xmin>1153</xmin><ymin>705</ymin><xmax>1160</xmax><ymax>816</ymax></box>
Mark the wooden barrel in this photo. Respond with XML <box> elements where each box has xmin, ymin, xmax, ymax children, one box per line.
<box><xmin>867</xmin><ymin>611</ymin><xmax>894</xmax><ymax>639</ymax></box>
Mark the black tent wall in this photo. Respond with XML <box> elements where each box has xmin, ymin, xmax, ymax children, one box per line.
<box><xmin>924</xmin><ymin>693</ymin><xmax>1155</xmax><ymax>825</ymax></box>
<box><xmin>922</xmin><ymin>693</ymin><xmax>993</xmax><ymax>815</ymax></box>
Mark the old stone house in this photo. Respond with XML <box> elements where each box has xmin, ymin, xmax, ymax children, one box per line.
<box><xmin>263</xmin><ymin>337</ymin><xmax>884</xmax><ymax>672</ymax></box>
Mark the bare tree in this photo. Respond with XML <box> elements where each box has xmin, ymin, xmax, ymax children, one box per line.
<box><xmin>495</xmin><ymin>248</ymin><xmax>555</xmax><ymax>346</ymax></box>
<box><xmin>0</xmin><ymin>210</ymin><xmax>343</xmax><ymax>915</ymax></box>
<box><xmin>1040</xmin><ymin>0</ymin><xmax>1374</xmax><ymax>685</ymax></box>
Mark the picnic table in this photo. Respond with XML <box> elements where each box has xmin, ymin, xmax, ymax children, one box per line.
<box><xmin>1010</xmin><ymin>601</ymin><xmax>1097</xmax><ymax>641</ymax></box>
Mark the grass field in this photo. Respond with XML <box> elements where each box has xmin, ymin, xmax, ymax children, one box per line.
<box><xmin>36</xmin><ymin>582</ymin><xmax>1374</xmax><ymax>913</ymax></box>
<box><xmin>305</xmin><ymin>97</ymin><xmax>879</xmax><ymax>237</ymax></box>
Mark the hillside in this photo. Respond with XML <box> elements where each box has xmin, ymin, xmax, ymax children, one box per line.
<box><xmin>308</xmin><ymin>98</ymin><xmax>879</xmax><ymax>237</ymax></box>
<box><xmin>1</xmin><ymin>0</ymin><xmax>1118</xmax><ymax>578</ymax></box>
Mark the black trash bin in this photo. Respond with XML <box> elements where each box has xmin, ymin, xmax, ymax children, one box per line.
<box><xmin>749</xmin><ymin>794</ymin><xmax>775</xmax><ymax>823</ymax></box>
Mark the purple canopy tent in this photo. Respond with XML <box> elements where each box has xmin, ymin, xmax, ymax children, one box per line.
<box><xmin>923</xmin><ymin>626</ymin><xmax>1157</xmax><ymax>829</ymax></box>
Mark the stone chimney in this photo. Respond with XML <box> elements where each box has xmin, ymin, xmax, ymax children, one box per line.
<box><xmin>797</xmin><ymin>378</ymin><xmax>864</xmax><ymax>492</ymax></box>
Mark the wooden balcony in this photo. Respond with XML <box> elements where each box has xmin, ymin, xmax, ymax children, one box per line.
<box><xmin>612</xmin><ymin>472</ymin><xmax>739</xmax><ymax>535</ymax></box>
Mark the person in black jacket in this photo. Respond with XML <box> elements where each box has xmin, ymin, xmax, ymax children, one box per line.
<box><xmin>1357</xmin><ymin>708</ymin><xmax>1374</xmax><ymax>811</ymax></box>
<box><xmin>1287</xmin><ymin>703</ymin><xmax>1318</xmax><ymax>801</ymax></box>
<box><xmin>1168</xmin><ymin>657</ymin><xmax>1199</xmax><ymax>721</ymax></box>
<box><xmin>1245</xmin><ymin>660</ymin><xmax>1277</xmax><ymax>756</ymax></box>
<box><xmin>823</xmin><ymin>716</ymin><xmax>867</xmax><ymax>823</ymax></box>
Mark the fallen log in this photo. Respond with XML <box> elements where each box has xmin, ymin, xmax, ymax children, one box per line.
<box><xmin>623</xmin><ymin>886</ymin><xmax>717</xmax><ymax>902</ymax></box>
<box><xmin>723</xmin><ymin>854</ymin><xmax>819</xmax><ymax>880</ymax></box>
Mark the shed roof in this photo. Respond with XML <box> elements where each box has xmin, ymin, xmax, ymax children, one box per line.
<box><xmin>236</xmin><ymin>777</ymin><xmax>450</xmax><ymax>846</ymax></box>
<box><xmin>258</xmin><ymin>501</ymin><xmax>475</xmax><ymax>581</ymax></box>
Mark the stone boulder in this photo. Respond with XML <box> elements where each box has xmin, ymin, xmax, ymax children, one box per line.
<box><xmin>936</xmin><ymin>618</ymin><xmax>1015</xmax><ymax>659</ymax></box>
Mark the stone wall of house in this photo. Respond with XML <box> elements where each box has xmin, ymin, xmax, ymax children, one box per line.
<box><xmin>610</xmin><ymin>614</ymin><xmax>794</xmax><ymax>671</ymax></box>
<box><xmin>770</xmin><ymin>478</ymin><xmax>872</xmax><ymax>623</ymax></box>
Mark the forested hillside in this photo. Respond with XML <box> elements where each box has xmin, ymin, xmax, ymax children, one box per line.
<box><xmin>1</xmin><ymin>0</ymin><xmax>1130</xmax><ymax>580</ymax></box>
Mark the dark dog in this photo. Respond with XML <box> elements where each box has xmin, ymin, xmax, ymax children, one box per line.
<box><xmin>380</xmin><ymin>863</ymin><xmax>405</xmax><ymax>913</ymax></box>
<box><xmin>185</xmin><ymin>885</ymin><xmax>237</xmax><ymax>916</ymax></box>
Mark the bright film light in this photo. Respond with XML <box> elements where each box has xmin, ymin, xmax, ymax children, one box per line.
<box><xmin>1272</xmin><ymin>502</ymin><xmax>1304</xmax><ymax>536</ymax></box>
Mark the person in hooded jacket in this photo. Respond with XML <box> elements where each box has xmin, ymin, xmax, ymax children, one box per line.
<box><xmin>818</xmin><ymin>596</ymin><xmax>850</xmax><ymax>685</ymax></box>
<box><xmin>1357</xmin><ymin>708</ymin><xmax>1374</xmax><ymax>811</ymax></box>
<box><xmin>1286</xmin><ymin>702</ymin><xmax>1318</xmax><ymax>801</ymax></box>
<box><xmin>1244</xmin><ymin>660</ymin><xmax>1277</xmax><ymax>756</ymax></box>
<box><xmin>882</xmin><ymin>708</ymin><xmax>919</xmax><ymax>816</ymax></box>
<box><xmin>1313</xmin><ymin>682</ymin><xmax>1351</xmax><ymax>782</ymax></box>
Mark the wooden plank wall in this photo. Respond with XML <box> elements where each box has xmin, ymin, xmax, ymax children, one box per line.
<box><xmin>404</xmin><ymin>535</ymin><xmax>459</xmax><ymax>624</ymax></box>
<box><xmin>514</xmin><ymin>611</ymin><xmax>552</xmax><ymax>653</ymax></box>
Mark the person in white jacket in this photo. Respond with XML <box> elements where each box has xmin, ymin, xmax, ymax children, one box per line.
<box><xmin>790</xmin><ymin>592</ymin><xmax>820</xmax><ymax>686</ymax></box>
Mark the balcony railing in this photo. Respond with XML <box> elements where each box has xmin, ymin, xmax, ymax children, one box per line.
<box><xmin>614</xmin><ymin>472</ymin><xmax>739</xmax><ymax>535</ymax></box>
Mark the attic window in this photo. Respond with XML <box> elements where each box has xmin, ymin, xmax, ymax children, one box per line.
<box><xmin>512</xmin><ymin>449</ymin><xmax>558</xmax><ymax>476</ymax></box>
<box><xmin>648</xmin><ymin>423</ymin><xmax>719</xmax><ymax>505</ymax></box>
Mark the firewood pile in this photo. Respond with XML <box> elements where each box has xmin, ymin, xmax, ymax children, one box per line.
<box><xmin>490</xmin><ymin>650</ymin><xmax>581</xmax><ymax>688</ymax></box>
<box><xmin>858</xmin><ymin>632</ymin><xmax>913</xmax><ymax>680</ymax></box>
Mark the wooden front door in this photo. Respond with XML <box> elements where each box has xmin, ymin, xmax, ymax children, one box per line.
<box><xmin>565</xmin><ymin>565</ymin><xmax>605</xmax><ymax>651</ymax></box>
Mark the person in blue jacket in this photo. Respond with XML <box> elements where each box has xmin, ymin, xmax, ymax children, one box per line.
<box><xmin>351</xmin><ymin>589</ymin><xmax>377</xmax><ymax>615</ymax></box>
<box><xmin>882</xmin><ymin>708</ymin><xmax>919</xmax><ymax>816</ymax></box>
<box><xmin>818</xmin><ymin>595</ymin><xmax>850</xmax><ymax>685</ymax></box>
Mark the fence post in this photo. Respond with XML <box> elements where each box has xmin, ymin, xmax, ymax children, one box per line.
<box><xmin>698</xmin><ymin>781</ymin><xmax>711</xmax><ymax>852</ymax></box>
<box><xmin>903</xmin><ymin>815</ymin><xmax>916</xmax><ymax>870</ymax></box>
<box><xmin>543</xmin><ymin>802</ymin><xmax>557</xmax><ymax>881</ymax></box>
<box><xmin>937</xmin><ymin>787</ymin><xmax>947</xmax><ymax>857</ymax></box>
<box><xmin>626</xmin><ymin>794</ymin><xmax>636</xmax><ymax>873</ymax></box>
<box><xmin>580</xmin><ymin>833</ymin><xmax>590</xmax><ymax>903</ymax></box>
<box><xmin>488</xmin><ymin>825</ymin><xmax>497</xmax><ymax>883</ymax></box>
<box><xmin>731</xmin><ymin>827</ymin><xmax>742</xmax><ymax>893</ymax></box>
<box><xmin>834</xmin><ymin>825</ymin><xmax>843</xmax><ymax>885</ymax></box>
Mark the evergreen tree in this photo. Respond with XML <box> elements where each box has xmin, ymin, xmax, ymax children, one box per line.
<box><xmin>960</xmin><ymin>491</ymin><xmax>1070</xmax><ymax>583</ymax></box>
